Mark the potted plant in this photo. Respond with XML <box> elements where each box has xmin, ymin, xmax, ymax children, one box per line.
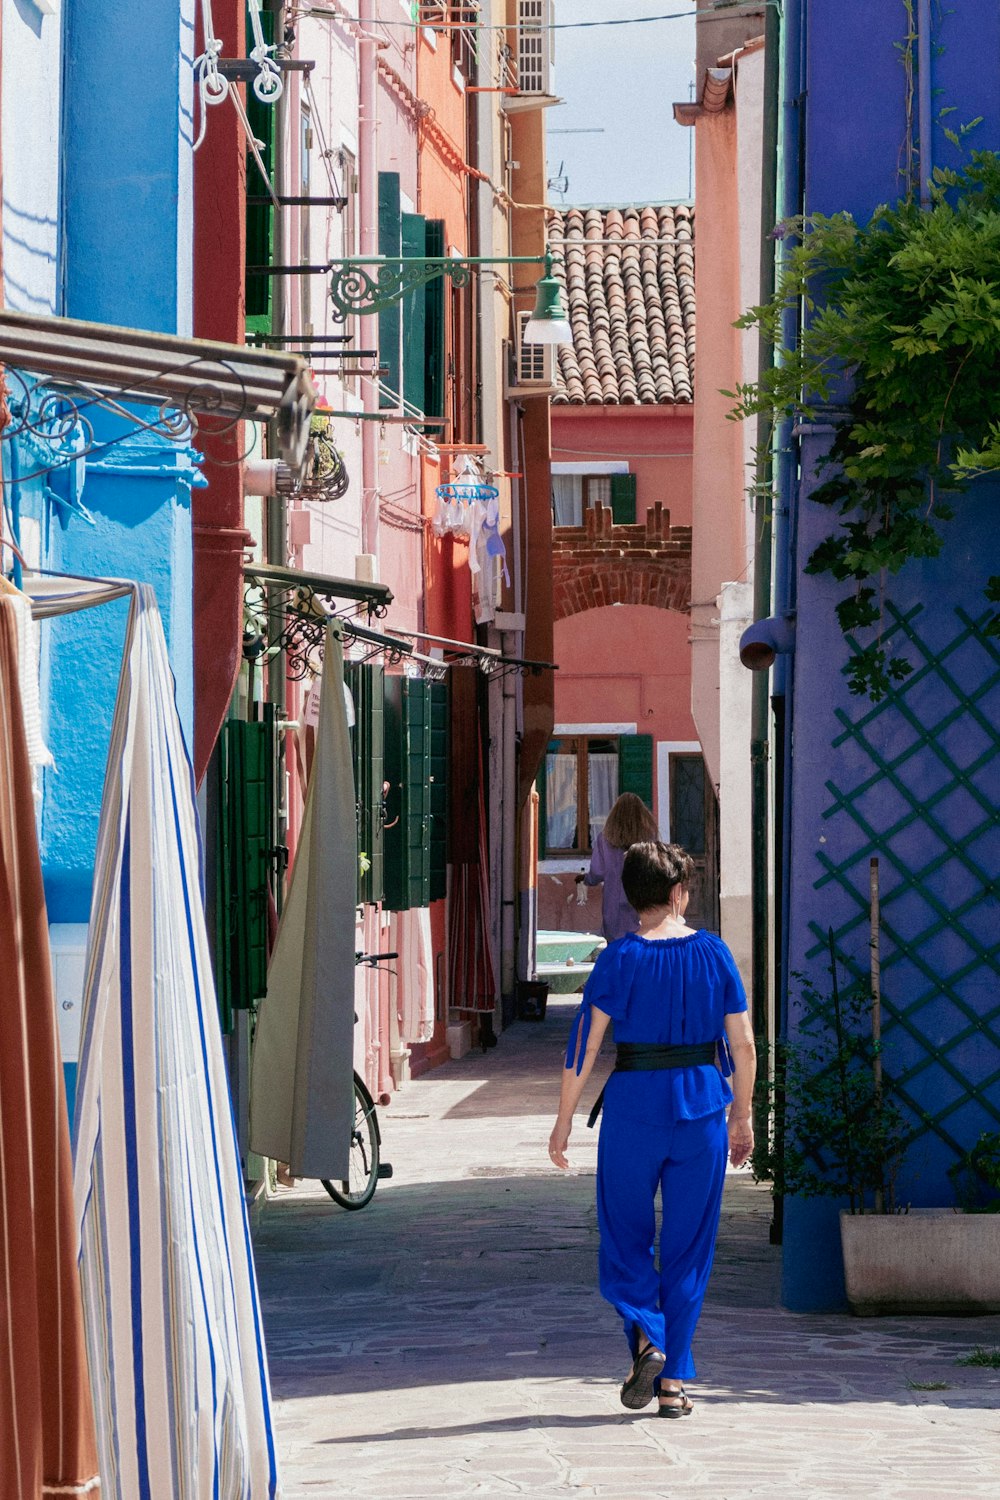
<box><xmin>755</xmin><ymin>863</ymin><xmax>1000</xmax><ymax>1314</ymax></box>
<box><xmin>948</xmin><ymin>1131</ymin><xmax>1000</xmax><ymax>1215</ymax></box>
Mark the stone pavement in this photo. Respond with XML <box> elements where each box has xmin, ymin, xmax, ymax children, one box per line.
<box><xmin>252</xmin><ymin>999</ymin><xmax>1000</xmax><ymax>1500</ymax></box>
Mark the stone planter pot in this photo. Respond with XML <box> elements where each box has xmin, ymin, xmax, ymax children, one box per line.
<box><xmin>840</xmin><ymin>1208</ymin><xmax>1000</xmax><ymax>1315</ymax></box>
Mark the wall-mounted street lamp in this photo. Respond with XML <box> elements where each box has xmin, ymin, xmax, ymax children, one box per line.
<box><xmin>322</xmin><ymin>252</ymin><xmax>572</xmax><ymax>343</ymax></box>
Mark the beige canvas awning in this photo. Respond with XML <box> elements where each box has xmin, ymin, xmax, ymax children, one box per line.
<box><xmin>0</xmin><ymin>308</ymin><xmax>316</xmax><ymax>469</ymax></box>
<box><xmin>249</xmin><ymin>622</ymin><xmax>359</xmax><ymax>1179</ymax></box>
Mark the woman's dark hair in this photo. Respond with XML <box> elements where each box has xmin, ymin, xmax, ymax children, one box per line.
<box><xmin>621</xmin><ymin>841</ymin><xmax>695</xmax><ymax>913</ymax></box>
<box><xmin>602</xmin><ymin>793</ymin><xmax>659</xmax><ymax>850</ymax></box>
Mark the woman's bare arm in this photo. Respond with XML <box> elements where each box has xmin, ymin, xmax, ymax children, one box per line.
<box><xmin>724</xmin><ymin>1009</ymin><xmax>756</xmax><ymax>1167</ymax></box>
<box><xmin>548</xmin><ymin>1007</ymin><xmax>612</xmax><ymax>1169</ymax></box>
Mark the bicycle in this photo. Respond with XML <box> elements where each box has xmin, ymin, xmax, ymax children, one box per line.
<box><xmin>320</xmin><ymin>951</ymin><xmax>397</xmax><ymax>1210</ymax></box>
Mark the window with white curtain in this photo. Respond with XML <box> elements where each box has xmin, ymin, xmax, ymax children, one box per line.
<box><xmin>544</xmin><ymin>736</ymin><xmax>619</xmax><ymax>854</ymax></box>
<box><xmin>544</xmin><ymin>751</ymin><xmax>578</xmax><ymax>850</ymax></box>
<box><xmin>551</xmin><ymin>472</ymin><xmax>618</xmax><ymax>527</ymax></box>
<box><xmin>551</xmin><ymin>475</ymin><xmax>581</xmax><ymax>527</ymax></box>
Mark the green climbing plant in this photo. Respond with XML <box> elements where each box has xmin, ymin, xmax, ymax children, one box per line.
<box><xmin>729</xmin><ymin>149</ymin><xmax>1000</xmax><ymax>700</ymax></box>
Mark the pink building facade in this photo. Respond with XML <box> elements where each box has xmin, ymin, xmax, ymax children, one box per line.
<box><xmin>538</xmin><ymin>206</ymin><xmax>711</xmax><ymax>937</ymax></box>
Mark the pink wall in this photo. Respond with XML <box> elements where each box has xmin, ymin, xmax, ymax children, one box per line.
<box><xmin>541</xmin><ymin>602</ymin><xmax>696</xmax><ymax>935</ymax></box>
<box><xmin>551</xmin><ymin>404</ymin><xmax>693</xmax><ymax>527</ymax></box>
<box><xmin>690</xmin><ymin>109</ymin><xmax>748</xmax><ymax>789</ymax></box>
<box><xmin>554</xmin><ymin>604</ymin><xmax>696</xmax><ymax>784</ymax></box>
<box><xmin>544</xmin><ymin>400</ymin><xmax>696</xmax><ymax>940</ymax></box>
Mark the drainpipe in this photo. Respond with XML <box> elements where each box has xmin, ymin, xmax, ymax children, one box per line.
<box><xmin>358</xmin><ymin>0</ymin><xmax>380</xmax><ymax>561</ymax></box>
<box><xmin>499</xmin><ymin>630</ymin><xmax>518</xmax><ymax>1013</ymax></box>
<box><xmin>917</xmin><ymin>0</ymin><xmax>932</xmax><ymax>207</ymax></box>
<box><xmin>750</xmin><ymin>0</ymin><xmax>782</xmax><ymax>1046</ymax></box>
<box><xmin>767</xmin><ymin>0</ymin><xmax>805</xmax><ymax>1249</ymax></box>
<box><xmin>773</xmin><ymin>0</ymin><xmax>805</xmax><ymax>1023</ymax></box>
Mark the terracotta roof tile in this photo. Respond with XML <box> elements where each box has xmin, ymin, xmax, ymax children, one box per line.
<box><xmin>547</xmin><ymin>204</ymin><xmax>694</xmax><ymax>405</ymax></box>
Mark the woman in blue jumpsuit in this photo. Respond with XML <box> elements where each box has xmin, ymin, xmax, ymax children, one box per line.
<box><xmin>549</xmin><ymin>841</ymin><xmax>756</xmax><ymax>1417</ymax></box>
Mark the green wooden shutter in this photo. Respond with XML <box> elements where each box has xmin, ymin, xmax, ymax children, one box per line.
<box><xmin>402</xmin><ymin>212</ymin><xmax>427</xmax><ymax>415</ymax></box>
<box><xmin>429</xmin><ymin>680</ymin><xmax>448</xmax><ymax>901</ymax></box>
<box><xmin>610</xmin><ymin>472</ymin><xmax>637</xmax><ymax>525</ymax></box>
<box><xmin>378</xmin><ymin>172</ymin><xmax>402</xmax><ymax>408</ymax></box>
<box><xmin>215</xmin><ymin>714</ymin><xmax>276</xmax><ymax>1028</ymax></box>
<box><xmin>618</xmin><ymin>733</ymin><xmax>654</xmax><ymax>811</ymax></box>
<box><xmin>214</xmin><ymin>730</ymin><xmax>235</xmax><ymax>1034</ymax></box>
<box><xmin>245</xmin><ymin>7</ymin><xmax>275</xmax><ymax>327</ymax></box>
<box><xmin>345</xmin><ymin>662</ymin><xmax>385</xmax><ymax>905</ymax></box>
<box><xmin>424</xmin><ymin>219</ymin><xmax>446</xmax><ymax>421</ymax></box>
<box><xmin>384</xmin><ymin>677</ymin><xmax>432</xmax><ymax>911</ymax></box>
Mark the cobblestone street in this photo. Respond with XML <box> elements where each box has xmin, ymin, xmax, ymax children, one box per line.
<box><xmin>253</xmin><ymin>1001</ymin><xmax>1000</xmax><ymax>1499</ymax></box>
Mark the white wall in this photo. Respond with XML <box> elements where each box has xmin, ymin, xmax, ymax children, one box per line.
<box><xmin>2</xmin><ymin>0</ymin><xmax>62</xmax><ymax>313</ymax></box>
<box><xmin>718</xmin><ymin>580</ymin><xmax>754</xmax><ymax>981</ymax></box>
<box><xmin>735</xmin><ymin>44</ymin><xmax>764</xmax><ymax>578</ymax></box>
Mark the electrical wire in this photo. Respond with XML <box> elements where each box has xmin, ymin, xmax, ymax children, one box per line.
<box><xmin>552</xmin><ymin>448</ymin><xmax>694</xmax><ymax>458</ymax></box>
<box><xmin>296</xmin><ymin>3</ymin><xmax>771</xmax><ymax>32</ymax></box>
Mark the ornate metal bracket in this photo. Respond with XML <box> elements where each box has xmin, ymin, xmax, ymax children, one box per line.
<box><xmin>0</xmin><ymin>367</ymin><xmax>202</xmax><ymax>489</ymax></box>
<box><xmin>327</xmin><ymin>253</ymin><xmax>547</xmax><ymax>323</ymax></box>
<box><xmin>296</xmin><ymin>422</ymin><xmax>349</xmax><ymax>502</ymax></box>
<box><xmin>329</xmin><ymin>258</ymin><xmax>472</xmax><ymax>323</ymax></box>
<box><xmin>243</xmin><ymin>567</ymin><xmax>401</xmax><ymax>682</ymax></box>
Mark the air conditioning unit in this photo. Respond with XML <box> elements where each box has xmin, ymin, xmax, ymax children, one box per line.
<box><xmin>506</xmin><ymin>310</ymin><xmax>556</xmax><ymax>395</ymax></box>
<box><xmin>516</xmin><ymin>0</ymin><xmax>553</xmax><ymax>96</ymax></box>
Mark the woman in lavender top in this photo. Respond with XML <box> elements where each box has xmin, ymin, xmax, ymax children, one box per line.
<box><xmin>577</xmin><ymin>793</ymin><xmax>659</xmax><ymax>942</ymax></box>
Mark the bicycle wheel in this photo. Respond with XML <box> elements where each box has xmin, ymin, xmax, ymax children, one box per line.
<box><xmin>321</xmin><ymin>1075</ymin><xmax>380</xmax><ymax>1210</ymax></box>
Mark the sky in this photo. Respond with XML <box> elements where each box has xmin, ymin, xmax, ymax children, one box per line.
<box><xmin>544</xmin><ymin>0</ymin><xmax>697</xmax><ymax>207</ymax></box>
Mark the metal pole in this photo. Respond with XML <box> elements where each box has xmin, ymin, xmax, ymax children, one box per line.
<box><xmin>358</xmin><ymin>0</ymin><xmax>380</xmax><ymax>560</ymax></box>
<box><xmin>267</xmin><ymin>6</ymin><xmax>290</xmax><ymax>927</ymax></box>
<box><xmin>870</xmin><ymin>856</ymin><xmax>884</xmax><ymax>1213</ymax></box>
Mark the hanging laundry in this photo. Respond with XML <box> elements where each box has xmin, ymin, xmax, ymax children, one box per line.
<box><xmin>0</xmin><ymin>576</ymin><xmax>53</xmax><ymax>784</ymax></box>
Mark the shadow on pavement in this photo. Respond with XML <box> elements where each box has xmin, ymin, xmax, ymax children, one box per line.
<box><xmin>254</xmin><ymin>1170</ymin><xmax>1000</xmax><ymax>1412</ymax></box>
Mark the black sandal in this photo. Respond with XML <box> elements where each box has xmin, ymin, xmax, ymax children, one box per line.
<box><xmin>656</xmin><ymin>1385</ymin><xmax>693</xmax><ymax>1419</ymax></box>
<box><xmin>620</xmin><ymin>1342</ymin><xmax>665</xmax><ymax>1410</ymax></box>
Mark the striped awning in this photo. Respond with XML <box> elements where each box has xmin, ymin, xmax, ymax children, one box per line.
<box><xmin>57</xmin><ymin>580</ymin><xmax>281</xmax><ymax>1498</ymax></box>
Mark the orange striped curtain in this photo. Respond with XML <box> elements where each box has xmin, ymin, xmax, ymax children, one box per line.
<box><xmin>0</xmin><ymin>598</ymin><xmax>100</xmax><ymax>1499</ymax></box>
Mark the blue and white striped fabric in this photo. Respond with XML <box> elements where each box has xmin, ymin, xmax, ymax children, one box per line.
<box><xmin>72</xmin><ymin>584</ymin><xmax>281</xmax><ymax>1499</ymax></box>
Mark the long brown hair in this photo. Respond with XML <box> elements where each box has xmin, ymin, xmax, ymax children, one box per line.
<box><xmin>602</xmin><ymin>792</ymin><xmax>658</xmax><ymax>850</ymax></box>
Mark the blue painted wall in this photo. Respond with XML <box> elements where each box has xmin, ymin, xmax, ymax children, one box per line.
<box><xmin>781</xmin><ymin>3</ymin><xmax>1000</xmax><ymax>1309</ymax></box>
<box><xmin>21</xmin><ymin>0</ymin><xmax>199</xmax><ymax>924</ymax></box>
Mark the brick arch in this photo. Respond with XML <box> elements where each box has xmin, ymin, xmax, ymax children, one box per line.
<box><xmin>551</xmin><ymin>502</ymin><xmax>692</xmax><ymax>623</ymax></box>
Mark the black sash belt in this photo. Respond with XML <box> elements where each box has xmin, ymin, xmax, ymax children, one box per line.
<box><xmin>586</xmin><ymin>1041</ymin><xmax>718</xmax><ymax>1128</ymax></box>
